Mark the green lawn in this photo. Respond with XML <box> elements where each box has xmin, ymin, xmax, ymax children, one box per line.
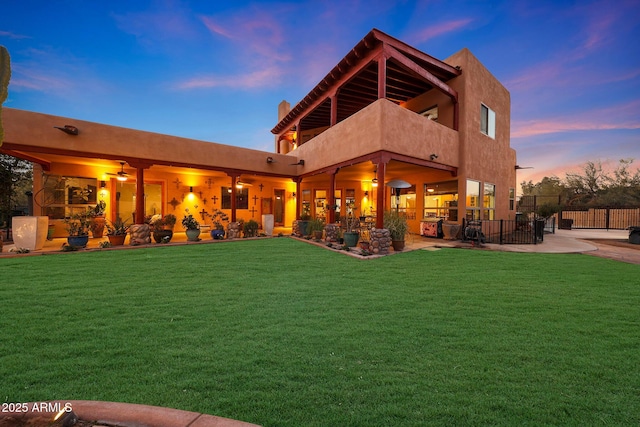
<box><xmin>1</xmin><ymin>238</ymin><xmax>639</xmax><ymax>426</ymax></box>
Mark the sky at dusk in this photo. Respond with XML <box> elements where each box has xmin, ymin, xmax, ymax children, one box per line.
<box><xmin>1</xmin><ymin>0</ymin><xmax>639</xmax><ymax>189</ymax></box>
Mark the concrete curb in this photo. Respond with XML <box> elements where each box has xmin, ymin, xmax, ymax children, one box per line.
<box><xmin>0</xmin><ymin>400</ymin><xmax>261</xmax><ymax>427</ymax></box>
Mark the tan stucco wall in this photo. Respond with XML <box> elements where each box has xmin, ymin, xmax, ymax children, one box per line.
<box><xmin>4</xmin><ymin>108</ymin><xmax>297</xmax><ymax>177</ymax></box>
<box><xmin>290</xmin><ymin>99</ymin><xmax>459</xmax><ymax>172</ymax></box>
<box><xmin>443</xmin><ymin>48</ymin><xmax>517</xmax><ymax>220</ymax></box>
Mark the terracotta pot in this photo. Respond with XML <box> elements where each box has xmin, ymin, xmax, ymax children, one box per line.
<box><xmin>107</xmin><ymin>234</ymin><xmax>126</xmax><ymax>246</ymax></box>
<box><xmin>391</xmin><ymin>240</ymin><xmax>405</xmax><ymax>251</ymax></box>
<box><xmin>91</xmin><ymin>215</ymin><xmax>106</xmax><ymax>238</ymax></box>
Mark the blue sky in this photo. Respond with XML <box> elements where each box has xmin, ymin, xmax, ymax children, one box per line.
<box><xmin>1</xmin><ymin>0</ymin><xmax>639</xmax><ymax>188</ymax></box>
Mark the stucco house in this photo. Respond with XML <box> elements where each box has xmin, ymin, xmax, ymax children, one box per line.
<box><xmin>1</xmin><ymin>29</ymin><xmax>516</xmax><ymax>240</ymax></box>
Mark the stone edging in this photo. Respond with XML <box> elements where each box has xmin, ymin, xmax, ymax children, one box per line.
<box><xmin>0</xmin><ymin>400</ymin><xmax>261</xmax><ymax>427</ymax></box>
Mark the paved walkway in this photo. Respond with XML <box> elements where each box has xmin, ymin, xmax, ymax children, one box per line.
<box><xmin>405</xmin><ymin>229</ymin><xmax>639</xmax><ymax>265</ymax></box>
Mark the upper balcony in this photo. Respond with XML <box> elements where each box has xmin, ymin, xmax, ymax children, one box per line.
<box><xmin>272</xmin><ymin>28</ymin><xmax>461</xmax><ymax>153</ymax></box>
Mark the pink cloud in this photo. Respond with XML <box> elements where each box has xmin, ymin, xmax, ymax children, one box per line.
<box><xmin>410</xmin><ymin>18</ymin><xmax>475</xmax><ymax>43</ymax></box>
<box><xmin>175</xmin><ymin>66</ymin><xmax>284</xmax><ymax>90</ymax></box>
<box><xmin>512</xmin><ymin>100</ymin><xmax>640</xmax><ymax>138</ymax></box>
<box><xmin>112</xmin><ymin>3</ymin><xmax>198</xmax><ymax>45</ymax></box>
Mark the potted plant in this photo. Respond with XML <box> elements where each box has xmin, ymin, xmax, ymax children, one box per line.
<box><xmin>308</xmin><ymin>217</ymin><xmax>325</xmax><ymax>240</ymax></box>
<box><xmin>210</xmin><ymin>209</ymin><xmax>229</xmax><ymax>240</ymax></box>
<box><xmin>182</xmin><ymin>212</ymin><xmax>200</xmax><ymax>241</ymax></box>
<box><xmin>89</xmin><ymin>200</ymin><xmax>107</xmax><ymax>238</ymax></box>
<box><xmin>297</xmin><ymin>213</ymin><xmax>311</xmax><ymax>237</ymax></box>
<box><xmin>384</xmin><ymin>210</ymin><xmax>409</xmax><ymax>251</ymax></box>
<box><xmin>64</xmin><ymin>211</ymin><xmax>92</xmax><ymax>248</ymax></box>
<box><xmin>150</xmin><ymin>214</ymin><xmax>173</xmax><ymax>243</ymax></box>
<box><xmin>162</xmin><ymin>213</ymin><xmax>177</xmax><ymax>231</ymax></box>
<box><xmin>243</xmin><ymin>219</ymin><xmax>259</xmax><ymax>238</ymax></box>
<box><xmin>106</xmin><ymin>218</ymin><xmax>130</xmax><ymax>246</ymax></box>
<box><xmin>342</xmin><ymin>214</ymin><xmax>360</xmax><ymax>247</ymax></box>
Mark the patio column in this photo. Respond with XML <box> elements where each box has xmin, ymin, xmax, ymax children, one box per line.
<box><xmin>378</xmin><ymin>54</ymin><xmax>387</xmax><ymax>99</ymax></box>
<box><xmin>330</xmin><ymin>94</ymin><xmax>337</xmax><ymax>126</ymax></box>
<box><xmin>229</xmin><ymin>174</ymin><xmax>238</xmax><ymax>222</ymax></box>
<box><xmin>375</xmin><ymin>162</ymin><xmax>386</xmax><ymax>229</ymax></box>
<box><xmin>128</xmin><ymin>161</ymin><xmax>152</xmax><ymax>224</ymax></box>
<box><xmin>294</xmin><ymin>178</ymin><xmax>302</xmax><ymax>220</ymax></box>
<box><xmin>328</xmin><ymin>169</ymin><xmax>337</xmax><ymax>224</ymax></box>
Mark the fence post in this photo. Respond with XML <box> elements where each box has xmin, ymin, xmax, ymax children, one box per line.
<box><xmin>499</xmin><ymin>219</ymin><xmax>503</xmax><ymax>245</ymax></box>
<box><xmin>605</xmin><ymin>207</ymin><xmax>610</xmax><ymax>231</ymax></box>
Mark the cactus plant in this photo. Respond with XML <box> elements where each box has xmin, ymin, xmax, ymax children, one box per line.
<box><xmin>0</xmin><ymin>45</ymin><xmax>11</xmax><ymax>146</ymax></box>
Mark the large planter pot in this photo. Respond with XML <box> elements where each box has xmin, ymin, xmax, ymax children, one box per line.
<box><xmin>12</xmin><ymin>216</ymin><xmax>49</xmax><ymax>250</ymax></box>
<box><xmin>442</xmin><ymin>222</ymin><xmax>461</xmax><ymax>240</ymax></box>
<box><xmin>91</xmin><ymin>215</ymin><xmax>106</xmax><ymax>238</ymax></box>
<box><xmin>391</xmin><ymin>239</ymin><xmax>405</xmax><ymax>252</ymax></box>
<box><xmin>67</xmin><ymin>235</ymin><xmax>89</xmax><ymax>248</ymax></box>
<box><xmin>107</xmin><ymin>234</ymin><xmax>126</xmax><ymax>246</ymax></box>
<box><xmin>298</xmin><ymin>220</ymin><xmax>309</xmax><ymax>237</ymax></box>
<box><xmin>343</xmin><ymin>231</ymin><xmax>359</xmax><ymax>247</ymax></box>
<box><xmin>313</xmin><ymin>230</ymin><xmax>323</xmax><ymax>240</ymax></box>
<box><xmin>210</xmin><ymin>228</ymin><xmax>225</xmax><ymax>240</ymax></box>
<box><xmin>262</xmin><ymin>214</ymin><xmax>274</xmax><ymax>236</ymax></box>
<box><xmin>185</xmin><ymin>228</ymin><xmax>201</xmax><ymax>241</ymax></box>
<box><xmin>153</xmin><ymin>229</ymin><xmax>173</xmax><ymax>243</ymax></box>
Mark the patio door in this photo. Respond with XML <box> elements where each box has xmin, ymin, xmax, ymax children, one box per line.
<box><xmin>274</xmin><ymin>189</ymin><xmax>285</xmax><ymax>226</ymax></box>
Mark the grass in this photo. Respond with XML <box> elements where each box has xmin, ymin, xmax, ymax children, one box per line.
<box><xmin>1</xmin><ymin>238</ymin><xmax>639</xmax><ymax>426</ymax></box>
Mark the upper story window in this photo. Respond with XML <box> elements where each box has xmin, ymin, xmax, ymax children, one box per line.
<box><xmin>480</xmin><ymin>103</ymin><xmax>495</xmax><ymax>138</ymax></box>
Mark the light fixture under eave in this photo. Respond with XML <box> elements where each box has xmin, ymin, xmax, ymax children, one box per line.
<box><xmin>266</xmin><ymin>156</ymin><xmax>275</xmax><ymax>163</ymax></box>
<box><xmin>54</xmin><ymin>125</ymin><xmax>79</xmax><ymax>135</ymax></box>
<box><xmin>372</xmin><ymin>178</ymin><xmax>378</xmax><ymax>188</ymax></box>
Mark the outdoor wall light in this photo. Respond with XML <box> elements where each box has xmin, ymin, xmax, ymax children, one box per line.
<box><xmin>189</xmin><ymin>186</ymin><xmax>194</xmax><ymax>193</ymax></box>
<box><xmin>100</xmin><ymin>180</ymin><xmax>107</xmax><ymax>188</ymax></box>
<box><xmin>364</xmin><ymin>191</ymin><xmax>369</xmax><ymax>198</ymax></box>
<box><xmin>292</xmin><ymin>192</ymin><xmax>296</xmax><ymax>197</ymax></box>
<box><xmin>53</xmin><ymin>125</ymin><xmax>79</xmax><ymax>135</ymax></box>
<box><xmin>430</xmin><ymin>153</ymin><xmax>438</xmax><ymax>161</ymax></box>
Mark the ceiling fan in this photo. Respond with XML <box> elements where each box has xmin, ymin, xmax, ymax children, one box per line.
<box><xmin>106</xmin><ymin>162</ymin><xmax>130</xmax><ymax>181</ymax></box>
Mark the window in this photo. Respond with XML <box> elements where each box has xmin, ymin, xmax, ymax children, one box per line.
<box><xmin>483</xmin><ymin>183</ymin><xmax>495</xmax><ymax>220</ymax></box>
<box><xmin>390</xmin><ymin>185</ymin><xmax>417</xmax><ymax>220</ymax></box>
<box><xmin>42</xmin><ymin>175</ymin><xmax>98</xmax><ymax>219</ymax></box>
<box><xmin>509</xmin><ymin>188</ymin><xmax>515</xmax><ymax>211</ymax></box>
<box><xmin>221</xmin><ymin>187</ymin><xmax>248</xmax><ymax>209</ymax></box>
<box><xmin>480</xmin><ymin>104</ymin><xmax>496</xmax><ymax>138</ymax></box>
<box><xmin>466</xmin><ymin>179</ymin><xmax>481</xmax><ymax>220</ymax></box>
<box><xmin>424</xmin><ymin>180</ymin><xmax>458</xmax><ymax>221</ymax></box>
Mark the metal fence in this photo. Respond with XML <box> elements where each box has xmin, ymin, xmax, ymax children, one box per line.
<box><xmin>462</xmin><ymin>218</ymin><xmax>545</xmax><ymax>245</ymax></box>
<box><xmin>558</xmin><ymin>207</ymin><xmax>640</xmax><ymax>230</ymax></box>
